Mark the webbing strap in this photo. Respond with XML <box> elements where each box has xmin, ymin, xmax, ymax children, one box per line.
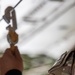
<box><xmin>61</xmin><ymin>53</ymin><xmax>74</xmax><ymax>75</ymax></box>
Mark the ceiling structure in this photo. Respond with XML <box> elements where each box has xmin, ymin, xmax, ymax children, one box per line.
<box><xmin>0</xmin><ymin>0</ymin><xmax>75</xmax><ymax>59</ymax></box>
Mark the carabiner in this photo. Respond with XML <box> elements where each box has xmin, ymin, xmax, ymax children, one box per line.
<box><xmin>3</xmin><ymin>6</ymin><xmax>17</xmax><ymax>31</ymax></box>
<box><xmin>3</xmin><ymin>6</ymin><xmax>18</xmax><ymax>46</ymax></box>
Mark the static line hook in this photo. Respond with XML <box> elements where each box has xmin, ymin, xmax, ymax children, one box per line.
<box><xmin>0</xmin><ymin>0</ymin><xmax>23</xmax><ymax>22</ymax></box>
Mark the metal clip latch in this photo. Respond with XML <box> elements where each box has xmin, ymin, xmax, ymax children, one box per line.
<box><xmin>4</xmin><ymin>6</ymin><xmax>18</xmax><ymax>46</ymax></box>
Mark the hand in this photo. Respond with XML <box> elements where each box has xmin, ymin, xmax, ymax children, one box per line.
<box><xmin>1</xmin><ymin>46</ymin><xmax>23</xmax><ymax>75</ymax></box>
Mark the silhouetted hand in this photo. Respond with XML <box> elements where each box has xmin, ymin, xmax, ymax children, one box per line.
<box><xmin>1</xmin><ymin>46</ymin><xmax>23</xmax><ymax>75</ymax></box>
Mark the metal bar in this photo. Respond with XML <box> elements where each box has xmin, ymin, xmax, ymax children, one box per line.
<box><xmin>11</xmin><ymin>0</ymin><xmax>23</xmax><ymax>12</ymax></box>
<box><xmin>13</xmin><ymin>0</ymin><xmax>22</xmax><ymax>9</ymax></box>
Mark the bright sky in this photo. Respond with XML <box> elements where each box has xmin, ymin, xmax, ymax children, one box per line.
<box><xmin>0</xmin><ymin>0</ymin><xmax>75</xmax><ymax>59</ymax></box>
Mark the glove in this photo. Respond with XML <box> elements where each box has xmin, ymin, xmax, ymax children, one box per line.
<box><xmin>1</xmin><ymin>46</ymin><xmax>23</xmax><ymax>75</ymax></box>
